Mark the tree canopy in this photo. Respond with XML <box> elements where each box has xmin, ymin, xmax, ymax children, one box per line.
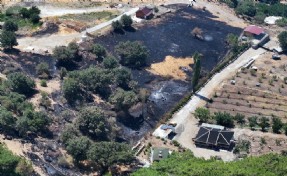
<box><xmin>194</xmin><ymin>107</ymin><xmax>210</xmax><ymax>123</ymax></box>
<box><xmin>115</xmin><ymin>41</ymin><xmax>149</xmax><ymax>68</ymax></box>
<box><xmin>121</xmin><ymin>14</ymin><xmax>133</xmax><ymax>27</ymax></box>
<box><xmin>0</xmin><ymin>30</ymin><xmax>18</xmax><ymax>49</ymax></box>
<box><xmin>76</xmin><ymin>107</ymin><xmax>110</xmax><ymax>140</ymax></box>
<box><xmin>7</xmin><ymin>72</ymin><xmax>35</xmax><ymax>96</ymax></box>
<box><xmin>278</xmin><ymin>31</ymin><xmax>287</xmax><ymax>51</ymax></box>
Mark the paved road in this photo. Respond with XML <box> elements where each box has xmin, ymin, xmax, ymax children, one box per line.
<box><xmin>163</xmin><ymin>47</ymin><xmax>267</xmax><ymax>160</ymax></box>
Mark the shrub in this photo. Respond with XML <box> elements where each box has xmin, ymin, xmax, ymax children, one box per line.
<box><xmin>272</xmin><ymin>117</ymin><xmax>283</xmax><ymax>133</ymax></box>
<box><xmin>248</xmin><ymin>116</ymin><xmax>257</xmax><ymax>129</ymax></box>
<box><xmin>112</xmin><ymin>20</ymin><xmax>123</xmax><ymax>32</ymax></box>
<box><xmin>120</xmin><ymin>14</ymin><xmax>133</xmax><ymax>27</ymax></box>
<box><xmin>40</xmin><ymin>80</ymin><xmax>47</xmax><ymax>87</ymax></box>
<box><xmin>3</xmin><ymin>21</ymin><xmax>18</xmax><ymax>32</ymax></box>
<box><xmin>236</xmin><ymin>0</ymin><xmax>256</xmax><ymax>17</ymax></box>
<box><xmin>115</xmin><ymin>41</ymin><xmax>149</xmax><ymax>68</ymax></box>
<box><xmin>276</xmin><ymin>18</ymin><xmax>287</xmax><ymax>27</ymax></box>
<box><xmin>278</xmin><ymin>31</ymin><xmax>287</xmax><ymax>51</ymax></box>
<box><xmin>194</xmin><ymin>107</ymin><xmax>210</xmax><ymax>123</ymax></box>
<box><xmin>7</xmin><ymin>72</ymin><xmax>35</xmax><ymax>96</ymax></box>
<box><xmin>214</xmin><ymin>112</ymin><xmax>234</xmax><ymax>128</ymax></box>
<box><xmin>258</xmin><ymin>117</ymin><xmax>270</xmax><ymax>132</ymax></box>
<box><xmin>103</xmin><ymin>56</ymin><xmax>119</xmax><ymax>69</ymax></box>
<box><xmin>91</xmin><ymin>44</ymin><xmax>106</xmax><ymax>58</ymax></box>
<box><xmin>36</xmin><ymin>62</ymin><xmax>50</xmax><ymax>79</ymax></box>
<box><xmin>0</xmin><ymin>30</ymin><xmax>18</xmax><ymax>49</ymax></box>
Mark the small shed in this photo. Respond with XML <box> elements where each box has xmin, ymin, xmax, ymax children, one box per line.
<box><xmin>136</xmin><ymin>7</ymin><xmax>153</xmax><ymax>19</ymax></box>
<box><xmin>244</xmin><ymin>25</ymin><xmax>264</xmax><ymax>37</ymax></box>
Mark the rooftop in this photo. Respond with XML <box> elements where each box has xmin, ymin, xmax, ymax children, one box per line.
<box><xmin>151</xmin><ymin>147</ymin><xmax>170</xmax><ymax>162</ymax></box>
<box><xmin>244</xmin><ymin>25</ymin><xmax>264</xmax><ymax>35</ymax></box>
<box><xmin>194</xmin><ymin>126</ymin><xmax>234</xmax><ymax>146</ymax></box>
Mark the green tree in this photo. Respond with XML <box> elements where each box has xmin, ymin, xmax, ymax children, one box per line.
<box><xmin>214</xmin><ymin>112</ymin><xmax>234</xmax><ymax>127</ymax></box>
<box><xmin>234</xmin><ymin>113</ymin><xmax>245</xmax><ymax>125</ymax></box>
<box><xmin>53</xmin><ymin>42</ymin><xmax>80</xmax><ymax>67</ymax></box>
<box><xmin>0</xmin><ymin>144</ymin><xmax>21</xmax><ymax>174</ymax></box>
<box><xmin>115</xmin><ymin>41</ymin><xmax>148</xmax><ymax>68</ymax></box>
<box><xmin>91</xmin><ymin>44</ymin><xmax>107</xmax><ymax>59</ymax></box>
<box><xmin>3</xmin><ymin>21</ymin><xmax>18</xmax><ymax>32</ymax></box>
<box><xmin>0</xmin><ymin>108</ymin><xmax>15</xmax><ymax>132</ymax></box>
<box><xmin>61</xmin><ymin>125</ymin><xmax>80</xmax><ymax>145</ymax></box>
<box><xmin>121</xmin><ymin>14</ymin><xmax>133</xmax><ymax>27</ymax></box>
<box><xmin>112</xmin><ymin>20</ymin><xmax>123</xmax><ymax>32</ymax></box>
<box><xmin>36</xmin><ymin>62</ymin><xmax>50</xmax><ymax>79</ymax></box>
<box><xmin>20</xmin><ymin>8</ymin><xmax>30</xmax><ymax>18</ymax></box>
<box><xmin>66</xmin><ymin>136</ymin><xmax>91</xmax><ymax>161</ymax></box>
<box><xmin>236</xmin><ymin>0</ymin><xmax>256</xmax><ymax>17</ymax></box>
<box><xmin>0</xmin><ymin>30</ymin><xmax>18</xmax><ymax>49</ymax></box>
<box><xmin>76</xmin><ymin>107</ymin><xmax>110</xmax><ymax>139</ymax></box>
<box><xmin>30</xmin><ymin>13</ymin><xmax>40</xmax><ymax>24</ymax></box>
<box><xmin>7</xmin><ymin>73</ymin><xmax>35</xmax><ymax>96</ymax></box>
<box><xmin>259</xmin><ymin>117</ymin><xmax>270</xmax><ymax>132</ymax></box>
<box><xmin>63</xmin><ymin>78</ymin><xmax>83</xmax><ymax>103</ymax></box>
<box><xmin>109</xmin><ymin>88</ymin><xmax>138</xmax><ymax>110</ymax></box>
<box><xmin>87</xmin><ymin>142</ymin><xmax>133</xmax><ymax>170</ymax></box>
<box><xmin>29</xmin><ymin>6</ymin><xmax>41</xmax><ymax>15</ymax></box>
<box><xmin>248</xmin><ymin>116</ymin><xmax>258</xmax><ymax>130</ymax></box>
<box><xmin>103</xmin><ymin>56</ymin><xmax>119</xmax><ymax>69</ymax></box>
<box><xmin>278</xmin><ymin>31</ymin><xmax>287</xmax><ymax>51</ymax></box>
<box><xmin>193</xmin><ymin>107</ymin><xmax>210</xmax><ymax>123</ymax></box>
<box><xmin>272</xmin><ymin>117</ymin><xmax>283</xmax><ymax>133</ymax></box>
<box><xmin>192</xmin><ymin>52</ymin><xmax>201</xmax><ymax>92</ymax></box>
<box><xmin>115</xmin><ymin>67</ymin><xmax>131</xmax><ymax>89</ymax></box>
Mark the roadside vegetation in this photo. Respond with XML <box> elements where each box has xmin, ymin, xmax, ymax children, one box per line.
<box><xmin>0</xmin><ymin>6</ymin><xmax>41</xmax><ymax>29</ymax></box>
<box><xmin>133</xmin><ymin>151</ymin><xmax>287</xmax><ymax>176</ymax></box>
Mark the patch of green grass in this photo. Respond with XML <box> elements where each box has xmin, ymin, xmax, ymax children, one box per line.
<box><xmin>59</xmin><ymin>10</ymin><xmax>119</xmax><ymax>25</ymax></box>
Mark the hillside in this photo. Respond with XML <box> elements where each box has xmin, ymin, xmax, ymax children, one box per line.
<box><xmin>133</xmin><ymin>151</ymin><xmax>287</xmax><ymax>176</ymax></box>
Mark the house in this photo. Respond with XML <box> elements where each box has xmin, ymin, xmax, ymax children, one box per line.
<box><xmin>136</xmin><ymin>7</ymin><xmax>153</xmax><ymax>19</ymax></box>
<box><xmin>150</xmin><ymin>147</ymin><xmax>171</xmax><ymax>163</ymax></box>
<box><xmin>193</xmin><ymin>124</ymin><xmax>234</xmax><ymax>149</ymax></box>
<box><xmin>243</xmin><ymin>25</ymin><xmax>270</xmax><ymax>49</ymax></box>
<box><xmin>244</xmin><ymin>25</ymin><xmax>265</xmax><ymax>37</ymax></box>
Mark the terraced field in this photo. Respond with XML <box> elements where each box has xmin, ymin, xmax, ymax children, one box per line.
<box><xmin>207</xmin><ymin>53</ymin><xmax>287</xmax><ymax>121</ymax></box>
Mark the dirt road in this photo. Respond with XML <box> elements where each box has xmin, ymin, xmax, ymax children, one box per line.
<box><xmin>167</xmin><ymin>47</ymin><xmax>266</xmax><ymax>160</ymax></box>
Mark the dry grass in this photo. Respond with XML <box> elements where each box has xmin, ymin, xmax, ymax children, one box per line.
<box><xmin>147</xmin><ymin>56</ymin><xmax>194</xmax><ymax>80</ymax></box>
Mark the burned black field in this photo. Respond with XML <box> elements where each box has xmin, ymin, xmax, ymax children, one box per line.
<box><xmin>91</xmin><ymin>4</ymin><xmax>242</xmax><ymax>137</ymax></box>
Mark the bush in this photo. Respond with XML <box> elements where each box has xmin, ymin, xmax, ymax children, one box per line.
<box><xmin>115</xmin><ymin>41</ymin><xmax>149</xmax><ymax>68</ymax></box>
<box><xmin>236</xmin><ymin>0</ymin><xmax>256</xmax><ymax>17</ymax></box>
<box><xmin>214</xmin><ymin>112</ymin><xmax>234</xmax><ymax>128</ymax></box>
<box><xmin>36</xmin><ymin>62</ymin><xmax>50</xmax><ymax>79</ymax></box>
<box><xmin>63</xmin><ymin>78</ymin><xmax>83</xmax><ymax>103</ymax></box>
<box><xmin>194</xmin><ymin>107</ymin><xmax>210</xmax><ymax>123</ymax></box>
<box><xmin>258</xmin><ymin>117</ymin><xmax>270</xmax><ymax>132</ymax></box>
<box><xmin>278</xmin><ymin>31</ymin><xmax>287</xmax><ymax>51</ymax></box>
<box><xmin>254</xmin><ymin>12</ymin><xmax>266</xmax><ymax>24</ymax></box>
<box><xmin>248</xmin><ymin>116</ymin><xmax>257</xmax><ymax>129</ymax></box>
<box><xmin>272</xmin><ymin>117</ymin><xmax>283</xmax><ymax>133</ymax></box>
<box><xmin>30</xmin><ymin>13</ymin><xmax>40</xmax><ymax>24</ymax></box>
<box><xmin>3</xmin><ymin>21</ymin><xmax>18</xmax><ymax>32</ymax></box>
<box><xmin>53</xmin><ymin>42</ymin><xmax>80</xmax><ymax>68</ymax></box>
<box><xmin>7</xmin><ymin>72</ymin><xmax>35</xmax><ymax>96</ymax></box>
<box><xmin>40</xmin><ymin>80</ymin><xmax>47</xmax><ymax>87</ymax></box>
<box><xmin>59</xmin><ymin>67</ymin><xmax>67</xmax><ymax>80</ymax></box>
<box><xmin>103</xmin><ymin>56</ymin><xmax>119</xmax><ymax>69</ymax></box>
<box><xmin>91</xmin><ymin>44</ymin><xmax>106</xmax><ymax>58</ymax></box>
<box><xmin>109</xmin><ymin>88</ymin><xmax>138</xmax><ymax>110</ymax></box>
<box><xmin>112</xmin><ymin>20</ymin><xmax>123</xmax><ymax>32</ymax></box>
<box><xmin>0</xmin><ymin>30</ymin><xmax>18</xmax><ymax>49</ymax></box>
<box><xmin>120</xmin><ymin>14</ymin><xmax>133</xmax><ymax>27</ymax></box>
<box><xmin>276</xmin><ymin>18</ymin><xmax>287</xmax><ymax>27</ymax></box>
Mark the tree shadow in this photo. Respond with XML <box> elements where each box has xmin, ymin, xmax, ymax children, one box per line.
<box><xmin>194</xmin><ymin>92</ymin><xmax>211</xmax><ymax>102</ymax></box>
<box><xmin>124</xmin><ymin>26</ymin><xmax>136</xmax><ymax>32</ymax></box>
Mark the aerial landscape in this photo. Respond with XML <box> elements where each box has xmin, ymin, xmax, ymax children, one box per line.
<box><xmin>0</xmin><ymin>0</ymin><xmax>287</xmax><ymax>175</ymax></box>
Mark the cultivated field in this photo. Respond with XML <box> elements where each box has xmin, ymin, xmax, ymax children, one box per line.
<box><xmin>207</xmin><ymin>52</ymin><xmax>287</xmax><ymax>121</ymax></box>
